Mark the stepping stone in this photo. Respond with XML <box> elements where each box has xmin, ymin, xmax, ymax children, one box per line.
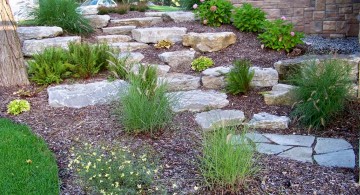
<box><xmin>159</xmin><ymin>73</ymin><xmax>200</xmax><ymax>92</ymax></box>
<box><xmin>250</xmin><ymin>67</ymin><xmax>278</xmax><ymax>87</ymax></box>
<box><xmin>47</xmin><ymin>80</ymin><xmax>128</xmax><ymax>108</ymax></box>
<box><xmin>314</xmin><ymin>138</ymin><xmax>353</xmax><ymax>154</ymax></box>
<box><xmin>263</xmin><ymin>84</ymin><xmax>297</xmax><ymax>106</ymax></box>
<box><xmin>17</xmin><ymin>26</ymin><xmax>63</xmax><ymax>41</ymax></box>
<box><xmin>167</xmin><ymin>90</ymin><xmax>229</xmax><ymax>112</ymax></box>
<box><xmin>202</xmin><ymin>66</ymin><xmax>232</xmax><ymax>76</ymax></box>
<box><xmin>194</xmin><ymin>109</ymin><xmax>245</xmax><ymax>130</ymax></box>
<box><xmin>102</xmin><ymin>26</ymin><xmax>136</xmax><ymax>35</ymax></box>
<box><xmin>256</xmin><ymin>143</ymin><xmax>292</xmax><ymax>155</ymax></box>
<box><xmin>314</xmin><ymin>149</ymin><xmax>355</xmax><ymax>168</ymax></box>
<box><xmin>109</xmin><ymin>42</ymin><xmax>149</xmax><ymax>52</ymax></box>
<box><xmin>96</xmin><ymin>35</ymin><xmax>132</xmax><ymax>43</ymax></box>
<box><xmin>158</xmin><ymin>50</ymin><xmax>195</xmax><ymax>71</ymax></box>
<box><xmin>22</xmin><ymin>36</ymin><xmax>81</xmax><ymax>56</ymax></box>
<box><xmin>278</xmin><ymin>147</ymin><xmax>313</xmax><ymax>163</ymax></box>
<box><xmin>248</xmin><ymin>112</ymin><xmax>290</xmax><ymax>130</ymax></box>
<box><xmin>263</xmin><ymin>134</ymin><xmax>315</xmax><ymax>147</ymax></box>
<box><xmin>84</xmin><ymin>15</ymin><xmax>110</xmax><ymax>28</ymax></box>
<box><xmin>132</xmin><ymin>27</ymin><xmax>187</xmax><ymax>43</ymax></box>
<box><xmin>245</xmin><ymin>132</ymin><xmax>271</xmax><ymax>143</ymax></box>
<box><xmin>111</xmin><ymin>17</ymin><xmax>162</xmax><ymax>27</ymax></box>
<box><xmin>202</xmin><ymin>76</ymin><xmax>226</xmax><ymax>90</ymax></box>
<box><xmin>145</xmin><ymin>12</ymin><xmax>164</xmax><ymax>17</ymax></box>
<box><xmin>119</xmin><ymin>52</ymin><xmax>144</xmax><ymax>65</ymax></box>
<box><xmin>130</xmin><ymin>64</ymin><xmax>170</xmax><ymax>77</ymax></box>
<box><xmin>162</xmin><ymin>11</ymin><xmax>195</xmax><ymax>23</ymax></box>
<box><xmin>183</xmin><ymin>32</ymin><xmax>236</xmax><ymax>52</ymax></box>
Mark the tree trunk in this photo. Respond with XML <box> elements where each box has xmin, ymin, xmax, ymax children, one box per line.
<box><xmin>0</xmin><ymin>0</ymin><xmax>29</xmax><ymax>87</ymax></box>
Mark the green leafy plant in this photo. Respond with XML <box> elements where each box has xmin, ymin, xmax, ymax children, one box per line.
<box><xmin>194</xmin><ymin>0</ymin><xmax>234</xmax><ymax>27</ymax></box>
<box><xmin>31</xmin><ymin>0</ymin><xmax>93</xmax><ymax>35</ymax></box>
<box><xmin>7</xmin><ymin>99</ymin><xmax>31</xmax><ymax>115</ymax></box>
<box><xmin>232</xmin><ymin>3</ymin><xmax>266</xmax><ymax>33</ymax></box>
<box><xmin>258</xmin><ymin>17</ymin><xmax>304</xmax><ymax>52</ymax></box>
<box><xmin>226</xmin><ymin>60</ymin><xmax>255</xmax><ymax>95</ymax></box>
<box><xmin>290</xmin><ymin>59</ymin><xmax>353</xmax><ymax>130</ymax></box>
<box><xmin>69</xmin><ymin>143</ymin><xmax>160</xmax><ymax>194</ymax></box>
<box><xmin>107</xmin><ymin>52</ymin><xmax>129</xmax><ymax>79</ymax></box>
<box><xmin>130</xmin><ymin>1</ymin><xmax>149</xmax><ymax>12</ymax></box>
<box><xmin>191</xmin><ymin>56</ymin><xmax>214</xmax><ymax>71</ymax></box>
<box><xmin>154</xmin><ymin>40</ymin><xmax>174</xmax><ymax>49</ymax></box>
<box><xmin>199</xmin><ymin>127</ymin><xmax>257</xmax><ymax>190</ymax></box>
<box><xmin>180</xmin><ymin>0</ymin><xmax>201</xmax><ymax>10</ymax></box>
<box><xmin>98</xmin><ymin>4</ymin><xmax>130</xmax><ymax>15</ymax></box>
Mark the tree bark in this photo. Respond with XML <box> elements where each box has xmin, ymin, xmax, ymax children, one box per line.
<box><xmin>0</xmin><ymin>0</ymin><xmax>29</xmax><ymax>87</ymax></box>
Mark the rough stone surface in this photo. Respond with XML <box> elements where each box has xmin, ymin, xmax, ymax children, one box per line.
<box><xmin>194</xmin><ymin>109</ymin><xmax>245</xmax><ymax>130</ymax></box>
<box><xmin>202</xmin><ymin>66</ymin><xmax>232</xmax><ymax>76</ymax></box>
<box><xmin>84</xmin><ymin>15</ymin><xmax>110</xmax><ymax>28</ymax></box>
<box><xmin>17</xmin><ymin>26</ymin><xmax>63</xmax><ymax>41</ymax></box>
<box><xmin>158</xmin><ymin>50</ymin><xmax>195</xmax><ymax>71</ymax></box>
<box><xmin>168</xmin><ymin>90</ymin><xmax>229</xmax><ymax>112</ymax></box>
<box><xmin>278</xmin><ymin>147</ymin><xmax>313</xmax><ymax>163</ymax></box>
<box><xmin>315</xmin><ymin>138</ymin><xmax>353</xmax><ymax>154</ymax></box>
<box><xmin>263</xmin><ymin>134</ymin><xmax>315</xmax><ymax>147</ymax></box>
<box><xmin>119</xmin><ymin>52</ymin><xmax>144</xmax><ymax>65</ymax></box>
<box><xmin>102</xmin><ymin>26</ymin><xmax>136</xmax><ymax>35</ymax></box>
<box><xmin>263</xmin><ymin>84</ymin><xmax>297</xmax><ymax>106</ymax></box>
<box><xmin>183</xmin><ymin>32</ymin><xmax>236</xmax><ymax>52</ymax></box>
<box><xmin>314</xmin><ymin>149</ymin><xmax>355</xmax><ymax>168</ymax></box>
<box><xmin>257</xmin><ymin>143</ymin><xmax>293</xmax><ymax>155</ymax></box>
<box><xmin>274</xmin><ymin>56</ymin><xmax>320</xmax><ymax>80</ymax></box>
<box><xmin>162</xmin><ymin>11</ymin><xmax>195</xmax><ymax>23</ymax></box>
<box><xmin>248</xmin><ymin>112</ymin><xmax>290</xmax><ymax>130</ymax></box>
<box><xmin>250</xmin><ymin>67</ymin><xmax>278</xmax><ymax>87</ymax></box>
<box><xmin>132</xmin><ymin>27</ymin><xmax>187</xmax><ymax>43</ymax></box>
<box><xmin>111</xmin><ymin>17</ymin><xmax>162</xmax><ymax>27</ymax></box>
<box><xmin>96</xmin><ymin>35</ymin><xmax>132</xmax><ymax>43</ymax></box>
<box><xmin>48</xmin><ymin>80</ymin><xmax>128</xmax><ymax>108</ymax></box>
<box><xmin>109</xmin><ymin>42</ymin><xmax>149</xmax><ymax>52</ymax></box>
<box><xmin>245</xmin><ymin>132</ymin><xmax>271</xmax><ymax>143</ymax></box>
<box><xmin>159</xmin><ymin>73</ymin><xmax>200</xmax><ymax>92</ymax></box>
<box><xmin>22</xmin><ymin>36</ymin><xmax>81</xmax><ymax>56</ymax></box>
<box><xmin>130</xmin><ymin>64</ymin><xmax>170</xmax><ymax>77</ymax></box>
<box><xmin>144</xmin><ymin>12</ymin><xmax>163</xmax><ymax>17</ymax></box>
<box><xmin>202</xmin><ymin>76</ymin><xmax>226</xmax><ymax>89</ymax></box>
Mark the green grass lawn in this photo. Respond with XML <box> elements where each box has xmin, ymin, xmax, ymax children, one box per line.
<box><xmin>0</xmin><ymin>118</ymin><xmax>59</xmax><ymax>195</ymax></box>
<box><xmin>148</xmin><ymin>5</ymin><xmax>182</xmax><ymax>12</ymax></box>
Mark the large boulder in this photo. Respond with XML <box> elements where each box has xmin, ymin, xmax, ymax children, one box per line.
<box><xmin>111</xmin><ymin>17</ymin><xmax>162</xmax><ymax>27</ymax></box>
<box><xmin>17</xmin><ymin>26</ymin><xmax>63</xmax><ymax>41</ymax></box>
<box><xmin>250</xmin><ymin>67</ymin><xmax>278</xmax><ymax>87</ymax></box>
<box><xmin>195</xmin><ymin>109</ymin><xmax>245</xmax><ymax>130</ymax></box>
<box><xmin>96</xmin><ymin>35</ymin><xmax>132</xmax><ymax>43</ymax></box>
<box><xmin>84</xmin><ymin>15</ymin><xmax>110</xmax><ymax>28</ymax></box>
<box><xmin>158</xmin><ymin>50</ymin><xmax>196</xmax><ymax>71</ymax></box>
<box><xmin>162</xmin><ymin>11</ymin><xmax>195</xmax><ymax>23</ymax></box>
<box><xmin>22</xmin><ymin>36</ymin><xmax>81</xmax><ymax>56</ymax></box>
<box><xmin>183</xmin><ymin>32</ymin><xmax>236</xmax><ymax>52</ymax></box>
<box><xmin>159</xmin><ymin>73</ymin><xmax>201</xmax><ymax>91</ymax></box>
<box><xmin>109</xmin><ymin>42</ymin><xmax>149</xmax><ymax>52</ymax></box>
<box><xmin>102</xmin><ymin>26</ymin><xmax>136</xmax><ymax>35</ymax></box>
<box><xmin>263</xmin><ymin>84</ymin><xmax>297</xmax><ymax>106</ymax></box>
<box><xmin>202</xmin><ymin>76</ymin><xmax>226</xmax><ymax>89</ymax></box>
<box><xmin>132</xmin><ymin>27</ymin><xmax>187</xmax><ymax>43</ymax></box>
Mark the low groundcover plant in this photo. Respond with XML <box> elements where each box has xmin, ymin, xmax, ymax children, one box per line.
<box><xmin>191</xmin><ymin>56</ymin><xmax>214</xmax><ymax>71</ymax></box>
<box><xmin>7</xmin><ymin>99</ymin><xmax>31</xmax><ymax>115</ymax></box>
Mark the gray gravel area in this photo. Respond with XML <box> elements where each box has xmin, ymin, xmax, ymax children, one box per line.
<box><xmin>303</xmin><ymin>35</ymin><xmax>360</xmax><ymax>55</ymax></box>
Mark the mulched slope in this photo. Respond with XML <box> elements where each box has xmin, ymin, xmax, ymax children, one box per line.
<box><xmin>1</xmin><ymin>11</ymin><xmax>359</xmax><ymax>194</ymax></box>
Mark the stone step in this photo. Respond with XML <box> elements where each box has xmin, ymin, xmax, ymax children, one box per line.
<box><xmin>250</xmin><ymin>67</ymin><xmax>278</xmax><ymax>87</ymax></box>
<box><xmin>130</xmin><ymin>64</ymin><xmax>170</xmax><ymax>77</ymax></box>
<box><xmin>263</xmin><ymin>84</ymin><xmax>297</xmax><ymax>106</ymax></box>
<box><xmin>248</xmin><ymin>112</ymin><xmax>290</xmax><ymax>130</ymax></box>
<box><xmin>158</xmin><ymin>50</ymin><xmax>195</xmax><ymax>71</ymax></box>
<box><xmin>159</xmin><ymin>73</ymin><xmax>200</xmax><ymax>92</ymax></box>
<box><xmin>109</xmin><ymin>42</ymin><xmax>149</xmax><ymax>52</ymax></box>
<box><xmin>161</xmin><ymin>11</ymin><xmax>196</xmax><ymax>23</ymax></box>
<box><xmin>17</xmin><ymin>26</ymin><xmax>63</xmax><ymax>41</ymax></box>
<box><xmin>118</xmin><ymin>52</ymin><xmax>145</xmax><ymax>66</ymax></box>
<box><xmin>102</xmin><ymin>26</ymin><xmax>136</xmax><ymax>35</ymax></box>
<box><xmin>144</xmin><ymin>12</ymin><xmax>163</xmax><ymax>17</ymax></box>
<box><xmin>84</xmin><ymin>15</ymin><xmax>110</xmax><ymax>29</ymax></box>
<box><xmin>111</xmin><ymin>17</ymin><xmax>162</xmax><ymax>27</ymax></box>
<box><xmin>195</xmin><ymin>109</ymin><xmax>245</xmax><ymax>131</ymax></box>
<box><xmin>132</xmin><ymin>27</ymin><xmax>187</xmax><ymax>43</ymax></box>
<box><xmin>183</xmin><ymin>32</ymin><xmax>236</xmax><ymax>52</ymax></box>
<box><xmin>96</xmin><ymin>35</ymin><xmax>132</xmax><ymax>43</ymax></box>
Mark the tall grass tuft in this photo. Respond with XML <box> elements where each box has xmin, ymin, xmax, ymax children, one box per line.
<box><xmin>226</xmin><ymin>60</ymin><xmax>255</xmax><ymax>95</ymax></box>
<box><xmin>290</xmin><ymin>59</ymin><xmax>353</xmax><ymax>130</ymax></box>
<box><xmin>32</xmin><ymin>0</ymin><xmax>93</xmax><ymax>35</ymax></box>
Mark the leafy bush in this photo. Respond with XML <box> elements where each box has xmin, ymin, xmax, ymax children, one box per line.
<box><xmin>232</xmin><ymin>3</ymin><xmax>266</xmax><ymax>33</ymax></box>
<box><xmin>130</xmin><ymin>2</ymin><xmax>149</xmax><ymax>12</ymax></box>
<box><xmin>32</xmin><ymin>0</ymin><xmax>93</xmax><ymax>35</ymax></box>
<box><xmin>180</xmin><ymin>0</ymin><xmax>201</xmax><ymax>10</ymax></box>
<box><xmin>199</xmin><ymin>127</ymin><xmax>257</xmax><ymax>190</ymax></box>
<box><xmin>0</xmin><ymin>118</ymin><xmax>59</xmax><ymax>194</ymax></box>
<box><xmin>154</xmin><ymin>40</ymin><xmax>174</xmax><ymax>49</ymax></box>
<box><xmin>258</xmin><ymin>17</ymin><xmax>304</xmax><ymax>52</ymax></box>
<box><xmin>7</xmin><ymin>99</ymin><xmax>31</xmax><ymax>115</ymax></box>
<box><xmin>290</xmin><ymin>59</ymin><xmax>353</xmax><ymax>130</ymax></box>
<box><xmin>226</xmin><ymin>60</ymin><xmax>254</xmax><ymax>95</ymax></box>
<box><xmin>194</xmin><ymin>0</ymin><xmax>234</xmax><ymax>27</ymax></box>
<box><xmin>98</xmin><ymin>4</ymin><xmax>130</xmax><ymax>15</ymax></box>
<box><xmin>119</xmin><ymin>65</ymin><xmax>174</xmax><ymax>135</ymax></box>
<box><xmin>191</xmin><ymin>56</ymin><xmax>214</xmax><ymax>71</ymax></box>
<box><xmin>69</xmin><ymin>143</ymin><xmax>159</xmax><ymax>194</ymax></box>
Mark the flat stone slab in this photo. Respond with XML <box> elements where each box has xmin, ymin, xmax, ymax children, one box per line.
<box><xmin>84</xmin><ymin>15</ymin><xmax>110</xmax><ymax>28</ymax></box>
<box><xmin>315</xmin><ymin>138</ymin><xmax>353</xmax><ymax>154</ymax></box>
<box><xmin>183</xmin><ymin>32</ymin><xmax>236</xmax><ymax>52</ymax></box>
<box><xmin>245</xmin><ymin>132</ymin><xmax>271</xmax><ymax>143</ymax></box>
<box><xmin>17</xmin><ymin>26</ymin><xmax>63</xmax><ymax>41</ymax></box>
<box><xmin>111</xmin><ymin>17</ymin><xmax>162</xmax><ymax>27</ymax></box>
<box><xmin>102</xmin><ymin>26</ymin><xmax>136</xmax><ymax>35</ymax></box>
<box><xmin>314</xmin><ymin>149</ymin><xmax>355</xmax><ymax>168</ymax></box>
<box><xmin>250</xmin><ymin>67</ymin><xmax>278</xmax><ymax>87</ymax></box>
<box><xmin>167</xmin><ymin>90</ymin><xmax>229</xmax><ymax>112</ymax></box>
<box><xmin>119</xmin><ymin>52</ymin><xmax>144</xmax><ymax>65</ymax></box>
<box><xmin>278</xmin><ymin>147</ymin><xmax>313</xmax><ymax>163</ymax></box>
<box><xmin>159</xmin><ymin>73</ymin><xmax>200</xmax><ymax>92</ymax></box>
<box><xmin>48</xmin><ymin>80</ymin><xmax>128</xmax><ymax>108</ymax></box>
<box><xmin>263</xmin><ymin>134</ymin><xmax>315</xmax><ymax>147</ymax></box>
<box><xmin>109</xmin><ymin>42</ymin><xmax>149</xmax><ymax>52</ymax></box>
<box><xmin>202</xmin><ymin>66</ymin><xmax>232</xmax><ymax>76</ymax></box>
<box><xmin>194</xmin><ymin>109</ymin><xmax>245</xmax><ymax>130</ymax></box>
<box><xmin>145</xmin><ymin>12</ymin><xmax>164</xmax><ymax>17</ymax></box>
<box><xmin>96</xmin><ymin>35</ymin><xmax>132</xmax><ymax>43</ymax></box>
<box><xmin>132</xmin><ymin>27</ymin><xmax>187</xmax><ymax>43</ymax></box>
<box><xmin>22</xmin><ymin>36</ymin><xmax>81</xmax><ymax>56</ymax></box>
<box><xmin>202</xmin><ymin>76</ymin><xmax>226</xmax><ymax>90</ymax></box>
<box><xmin>162</xmin><ymin>11</ymin><xmax>195</xmax><ymax>23</ymax></box>
<box><xmin>158</xmin><ymin>50</ymin><xmax>195</xmax><ymax>71</ymax></box>
<box><xmin>248</xmin><ymin>112</ymin><xmax>290</xmax><ymax>130</ymax></box>
<box><xmin>257</xmin><ymin>143</ymin><xmax>293</xmax><ymax>155</ymax></box>
<box><xmin>263</xmin><ymin>84</ymin><xmax>297</xmax><ymax>106</ymax></box>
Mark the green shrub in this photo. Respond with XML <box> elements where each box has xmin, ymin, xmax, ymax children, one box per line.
<box><xmin>232</xmin><ymin>3</ymin><xmax>266</xmax><ymax>33</ymax></box>
<box><xmin>199</xmin><ymin>127</ymin><xmax>257</xmax><ymax>190</ymax></box>
<box><xmin>180</xmin><ymin>0</ymin><xmax>201</xmax><ymax>10</ymax></box>
<box><xmin>290</xmin><ymin>59</ymin><xmax>353</xmax><ymax>130</ymax></box>
<box><xmin>28</xmin><ymin>47</ymin><xmax>73</xmax><ymax>85</ymax></box>
<box><xmin>69</xmin><ymin>143</ymin><xmax>159</xmax><ymax>194</ymax></box>
<box><xmin>226</xmin><ymin>60</ymin><xmax>254</xmax><ymax>95</ymax></box>
<box><xmin>119</xmin><ymin>65</ymin><xmax>174</xmax><ymax>135</ymax></box>
<box><xmin>258</xmin><ymin>17</ymin><xmax>304</xmax><ymax>52</ymax></box>
<box><xmin>107</xmin><ymin>52</ymin><xmax>129</xmax><ymax>79</ymax></box>
<box><xmin>191</xmin><ymin>56</ymin><xmax>214</xmax><ymax>71</ymax></box>
<box><xmin>130</xmin><ymin>2</ymin><xmax>148</xmax><ymax>12</ymax></box>
<box><xmin>194</xmin><ymin>0</ymin><xmax>234</xmax><ymax>27</ymax></box>
<box><xmin>32</xmin><ymin>0</ymin><xmax>93</xmax><ymax>35</ymax></box>
<box><xmin>0</xmin><ymin>118</ymin><xmax>59</xmax><ymax>194</ymax></box>
<box><xmin>7</xmin><ymin>99</ymin><xmax>31</xmax><ymax>115</ymax></box>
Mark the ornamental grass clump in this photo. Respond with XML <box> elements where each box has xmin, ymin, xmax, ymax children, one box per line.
<box><xmin>232</xmin><ymin>3</ymin><xmax>266</xmax><ymax>33</ymax></box>
<box><xmin>290</xmin><ymin>59</ymin><xmax>353</xmax><ymax>130</ymax></box>
<box><xmin>193</xmin><ymin>0</ymin><xmax>234</xmax><ymax>27</ymax></box>
<box><xmin>226</xmin><ymin>60</ymin><xmax>255</xmax><ymax>95</ymax></box>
